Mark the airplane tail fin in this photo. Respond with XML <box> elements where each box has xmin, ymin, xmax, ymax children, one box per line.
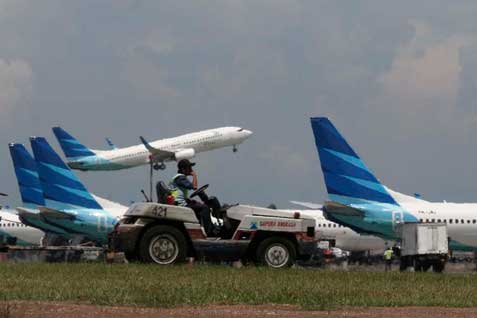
<box><xmin>52</xmin><ymin>127</ymin><xmax>96</xmax><ymax>158</ymax></box>
<box><xmin>310</xmin><ymin>117</ymin><xmax>398</xmax><ymax>206</ymax></box>
<box><xmin>9</xmin><ymin>143</ymin><xmax>46</xmax><ymax>207</ymax></box>
<box><xmin>30</xmin><ymin>137</ymin><xmax>102</xmax><ymax>210</ymax></box>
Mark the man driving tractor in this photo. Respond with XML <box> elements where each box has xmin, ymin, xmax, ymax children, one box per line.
<box><xmin>169</xmin><ymin>159</ymin><xmax>220</xmax><ymax>237</ymax></box>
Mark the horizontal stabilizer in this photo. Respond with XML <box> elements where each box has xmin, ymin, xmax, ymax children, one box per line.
<box><xmin>289</xmin><ymin>201</ymin><xmax>323</xmax><ymax>210</ymax></box>
<box><xmin>323</xmin><ymin>201</ymin><xmax>365</xmax><ymax>217</ymax></box>
<box><xmin>39</xmin><ymin>207</ymin><xmax>76</xmax><ymax>220</ymax></box>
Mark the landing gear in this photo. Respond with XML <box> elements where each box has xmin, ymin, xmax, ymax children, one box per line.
<box><xmin>153</xmin><ymin>162</ymin><xmax>166</xmax><ymax>170</ymax></box>
<box><xmin>233</xmin><ymin>145</ymin><xmax>238</xmax><ymax>153</ymax></box>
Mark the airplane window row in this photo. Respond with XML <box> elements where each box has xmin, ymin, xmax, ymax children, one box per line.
<box><xmin>184</xmin><ymin>136</ymin><xmax>214</xmax><ymax>145</ymax></box>
<box><xmin>317</xmin><ymin>223</ymin><xmax>343</xmax><ymax>228</ymax></box>
<box><xmin>420</xmin><ymin>218</ymin><xmax>477</xmax><ymax>224</ymax></box>
<box><xmin>1</xmin><ymin>223</ymin><xmax>26</xmax><ymax>227</ymax></box>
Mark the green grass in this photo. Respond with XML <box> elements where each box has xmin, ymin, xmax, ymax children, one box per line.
<box><xmin>0</xmin><ymin>263</ymin><xmax>476</xmax><ymax>309</ymax></box>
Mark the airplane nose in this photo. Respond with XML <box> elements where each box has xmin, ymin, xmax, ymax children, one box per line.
<box><xmin>243</xmin><ymin>130</ymin><xmax>253</xmax><ymax>138</ymax></box>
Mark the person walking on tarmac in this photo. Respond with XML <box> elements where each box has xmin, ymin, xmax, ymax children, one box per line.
<box><xmin>384</xmin><ymin>246</ymin><xmax>393</xmax><ymax>271</ymax></box>
<box><xmin>169</xmin><ymin>159</ymin><xmax>219</xmax><ymax>237</ymax></box>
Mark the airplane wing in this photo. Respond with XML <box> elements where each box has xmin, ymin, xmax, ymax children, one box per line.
<box><xmin>289</xmin><ymin>201</ymin><xmax>323</xmax><ymax>210</ymax></box>
<box><xmin>323</xmin><ymin>201</ymin><xmax>364</xmax><ymax>217</ymax></box>
<box><xmin>39</xmin><ymin>207</ymin><xmax>76</xmax><ymax>220</ymax></box>
<box><xmin>0</xmin><ymin>192</ymin><xmax>7</xmax><ymax>196</ymax></box>
<box><xmin>140</xmin><ymin>136</ymin><xmax>175</xmax><ymax>161</ymax></box>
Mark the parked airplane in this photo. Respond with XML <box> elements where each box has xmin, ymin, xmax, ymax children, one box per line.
<box><xmin>10</xmin><ymin>143</ymin><xmax>78</xmax><ymax>244</ymax></box>
<box><xmin>25</xmin><ymin>137</ymin><xmax>128</xmax><ymax>244</ymax></box>
<box><xmin>310</xmin><ymin>117</ymin><xmax>477</xmax><ymax>251</ymax></box>
<box><xmin>52</xmin><ymin>126</ymin><xmax>253</xmax><ymax>171</ymax></box>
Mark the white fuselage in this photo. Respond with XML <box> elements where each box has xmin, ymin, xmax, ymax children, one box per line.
<box><xmin>72</xmin><ymin>127</ymin><xmax>252</xmax><ymax>170</ymax></box>
<box><xmin>0</xmin><ymin>210</ymin><xmax>43</xmax><ymax>245</ymax></box>
<box><xmin>389</xmin><ymin>190</ymin><xmax>477</xmax><ymax>249</ymax></box>
<box><xmin>285</xmin><ymin>209</ymin><xmax>386</xmax><ymax>252</ymax></box>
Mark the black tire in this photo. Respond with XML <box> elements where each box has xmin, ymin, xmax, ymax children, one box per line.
<box><xmin>414</xmin><ymin>259</ymin><xmax>423</xmax><ymax>272</ymax></box>
<box><xmin>422</xmin><ymin>262</ymin><xmax>432</xmax><ymax>272</ymax></box>
<box><xmin>139</xmin><ymin>225</ymin><xmax>187</xmax><ymax>265</ymax></box>
<box><xmin>432</xmin><ymin>261</ymin><xmax>445</xmax><ymax>273</ymax></box>
<box><xmin>399</xmin><ymin>256</ymin><xmax>409</xmax><ymax>271</ymax></box>
<box><xmin>256</xmin><ymin>237</ymin><xmax>296</xmax><ymax>268</ymax></box>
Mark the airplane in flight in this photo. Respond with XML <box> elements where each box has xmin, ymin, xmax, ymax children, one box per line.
<box><xmin>16</xmin><ymin>137</ymin><xmax>128</xmax><ymax>244</ymax></box>
<box><xmin>52</xmin><ymin>126</ymin><xmax>253</xmax><ymax>171</ymax></box>
<box><xmin>310</xmin><ymin>117</ymin><xmax>477</xmax><ymax>251</ymax></box>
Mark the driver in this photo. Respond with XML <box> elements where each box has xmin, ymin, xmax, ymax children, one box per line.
<box><xmin>170</xmin><ymin>159</ymin><xmax>219</xmax><ymax>237</ymax></box>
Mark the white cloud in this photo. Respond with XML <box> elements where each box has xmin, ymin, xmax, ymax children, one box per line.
<box><xmin>370</xmin><ymin>21</ymin><xmax>474</xmax><ymax>130</ymax></box>
<box><xmin>0</xmin><ymin>59</ymin><xmax>33</xmax><ymax>113</ymax></box>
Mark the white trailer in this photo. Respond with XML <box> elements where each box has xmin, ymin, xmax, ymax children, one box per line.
<box><xmin>398</xmin><ymin>223</ymin><xmax>448</xmax><ymax>272</ymax></box>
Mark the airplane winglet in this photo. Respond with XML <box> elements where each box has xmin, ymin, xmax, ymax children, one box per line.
<box><xmin>140</xmin><ymin>136</ymin><xmax>155</xmax><ymax>153</ymax></box>
<box><xmin>105</xmin><ymin>138</ymin><xmax>117</xmax><ymax>150</ymax></box>
<box><xmin>139</xmin><ymin>136</ymin><xmax>174</xmax><ymax>158</ymax></box>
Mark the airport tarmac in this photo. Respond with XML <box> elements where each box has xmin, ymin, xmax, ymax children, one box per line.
<box><xmin>4</xmin><ymin>302</ymin><xmax>477</xmax><ymax>318</ymax></box>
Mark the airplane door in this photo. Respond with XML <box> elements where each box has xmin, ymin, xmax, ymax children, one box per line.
<box><xmin>392</xmin><ymin>211</ymin><xmax>404</xmax><ymax>232</ymax></box>
<box><xmin>97</xmin><ymin>215</ymin><xmax>108</xmax><ymax>233</ymax></box>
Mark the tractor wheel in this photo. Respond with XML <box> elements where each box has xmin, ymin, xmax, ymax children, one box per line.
<box><xmin>139</xmin><ymin>225</ymin><xmax>187</xmax><ymax>265</ymax></box>
<box><xmin>256</xmin><ymin>237</ymin><xmax>296</xmax><ymax>268</ymax></box>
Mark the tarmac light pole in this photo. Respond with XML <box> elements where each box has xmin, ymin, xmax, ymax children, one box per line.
<box><xmin>149</xmin><ymin>155</ymin><xmax>153</xmax><ymax>202</ymax></box>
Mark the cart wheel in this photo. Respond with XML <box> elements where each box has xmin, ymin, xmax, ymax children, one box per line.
<box><xmin>432</xmin><ymin>261</ymin><xmax>445</xmax><ymax>273</ymax></box>
<box><xmin>256</xmin><ymin>237</ymin><xmax>296</xmax><ymax>268</ymax></box>
<box><xmin>139</xmin><ymin>225</ymin><xmax>187</xmax><ymax>265</ymax></box>
<box><xmin>414</xmin><ymin>259</ymin><xmax>423</xmax><ymax>272</ymax></box>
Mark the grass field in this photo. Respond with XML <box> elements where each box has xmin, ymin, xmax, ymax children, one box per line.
<box><xmin>0</xmin><ymin>263</ymin><xmax>477</xmax><ymax>310</ymax></box>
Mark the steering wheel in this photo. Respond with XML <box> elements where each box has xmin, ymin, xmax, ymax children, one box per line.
<box><xmin>190</xmin><ymin>184</ymin><xmax>209</xmax><ymax>198</ymax></box>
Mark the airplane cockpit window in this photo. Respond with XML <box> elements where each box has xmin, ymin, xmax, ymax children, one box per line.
<box><xmin>237</xmin><ymin>128</ymin><xmax>244</xmax><ymax>132</ymax></box>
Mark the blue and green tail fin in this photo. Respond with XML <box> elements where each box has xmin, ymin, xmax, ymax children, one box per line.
<box><xmin>310</xmin><ymin>117</ymin><xmax>398</xmax><ymax>206</ymax></box>
<box><xmin>52</xmin><ymin>127</ymin><xmax>95</xmax><ymax>159</ymax></box>
<box><xmin>9</xmin><ymin>143</ymin><xmax>45</xmax><ymax>208</ymax></box>
<box><xmin>30</xmin><ymin>137</ymin><xmax>102</xmax><ymax>210</ymax></box>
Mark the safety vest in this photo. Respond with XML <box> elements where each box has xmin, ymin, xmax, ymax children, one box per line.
<box><xmin>169</xmin><ymin>174</ymin><xmax>189</xmax><ymax>206</ymax></box>
<box><xmin>384</xmin><ymin>249</ymin><xmax>393</xmax><ymax>260</ymax></box>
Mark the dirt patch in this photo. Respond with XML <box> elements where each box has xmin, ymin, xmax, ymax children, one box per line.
<box><xmin>4</xmin><ymin>302</ymin><xmax>477</xmax><ymax>318</ymax></box>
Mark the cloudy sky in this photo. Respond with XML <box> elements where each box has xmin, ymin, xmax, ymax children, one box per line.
<box><xmin>1</xmin><ymin>0</ymin><xmax>477</xmax><ymax>208</ymax></box>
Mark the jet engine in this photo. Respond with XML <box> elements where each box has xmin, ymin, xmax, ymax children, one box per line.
<box><xmin>174</xmin><ymin>149</ymin><xmax>195</xmax><ymax>161</ymax></box>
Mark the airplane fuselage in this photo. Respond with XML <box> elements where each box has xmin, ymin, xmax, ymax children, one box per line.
<box><xmin>0</xmin><ymin>210</ymin><xmax>43</xmax><ymax>245</ymax></box>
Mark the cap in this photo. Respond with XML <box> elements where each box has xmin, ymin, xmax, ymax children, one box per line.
<box><xmin>178</xmin><ymin>159</ymin><xmax>196</xmax><ymax>170</ymax></box>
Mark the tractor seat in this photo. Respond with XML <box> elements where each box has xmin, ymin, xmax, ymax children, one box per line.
<box><xmin>156</xmin><ymin>181</ymin><xmax>172</xmax><ymax>204</ymax></box>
